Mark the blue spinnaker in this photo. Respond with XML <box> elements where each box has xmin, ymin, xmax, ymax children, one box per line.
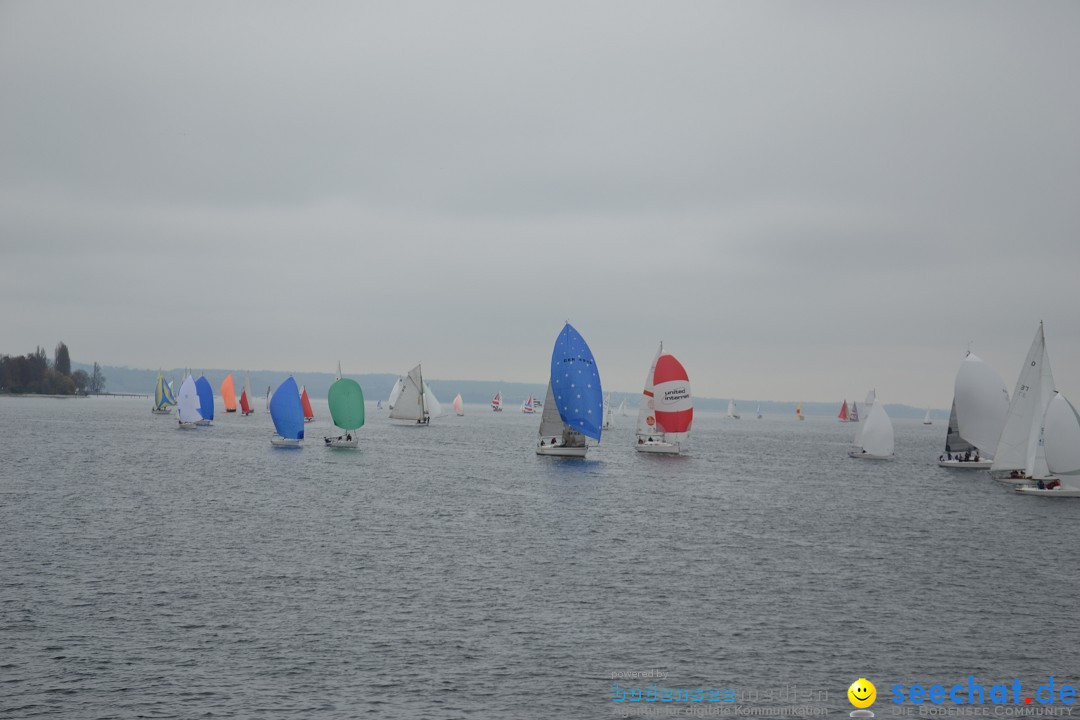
<box><xmin>195</xmin><ymin>376</ymin><xmax>215</xmax><ymax>421</ymax></box>
<box><xmin>550</xmin><ymin>322</ymin><xmax>604</xmax><ymax>442</ymax></box>
<box><xmin>270</xmin><ymin>377</ymin><xmax>305</xmax><ymax>440</ymax></box>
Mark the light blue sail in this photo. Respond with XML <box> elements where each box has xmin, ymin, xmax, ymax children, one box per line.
<box><xmin>195</xmin><ymin>376</ymin><xmax>215</xmax><ymax>421</ymax></box>
<box><xmin>270</xmin><ymin>377</ymin><xmax>305</xmax><ymax>440</ymax></box>
<box><xmin>550</xmin><ymin>322</ymin><xmax>604</xmax><ymax>442</ymax></box>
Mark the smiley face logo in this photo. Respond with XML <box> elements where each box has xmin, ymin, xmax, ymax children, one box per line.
<box><xmin>848</xmin><ymin>678</ymin><xmax>876</xmax><ymax>709</ymax></box>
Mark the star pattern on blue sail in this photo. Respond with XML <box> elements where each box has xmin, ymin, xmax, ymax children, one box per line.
<box><xmin>550</xmin><ymin>322</ymin><xmax>603</xmax><ymax>441</ymax></box>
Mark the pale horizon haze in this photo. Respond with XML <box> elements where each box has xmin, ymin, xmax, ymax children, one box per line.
<box><xmin>2</xmin><ymin>2</ymin><xmax>1079</xmax><ymax>406</ymax></box>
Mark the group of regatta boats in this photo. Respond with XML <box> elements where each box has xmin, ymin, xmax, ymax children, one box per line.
<box><xmin>840</xmin><ymin>322</ymin><xmax>1080</xmax><ymax>499</ymax></box>
<box><xmin>151</xmin><ymin>321</ymin><xmax>1079</xmax><ymax>495</ymax></box>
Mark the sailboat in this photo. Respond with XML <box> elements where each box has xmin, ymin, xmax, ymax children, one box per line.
<box><xmin>152</xmin><ymin>370</ymin><xmax>177</xmax><ymax>414</ymax></box>
<box><xmin>221</xmin><ymin>373</ymin><xmax>237</xmax><ymax>413</ymax></box>
<box><xmin>726</xmin><ymin>399</ymin><xmax>740</xmax><ymax>419</ymax></box>
<box><xmin>389</xmin><ymin>364</ymin><xmax>439</xmax><ymax>425</ymax></box>
<box><xmin>453</xmin><ymin>393</ymin><xmax>464</xmax><ymax>416</ymax></box>
<box><xmin>756</xmin><ymin>404</ymin><xmax>762</xmax><ymax>419</ymax></box>
<box><xmin>266</xmin><ymin>386</ymin><xmax>272</xmax><ymax>414</ymax></box>
<box><xmin>537</xmin><ymin>323</ymin><xmax>603</xmax><ymax>457</ymax></box>
<box><xmin>848</xmin><ymin>394</ymin><xmax>894</xmax><ymax>459</ymax></box>
<box><xmin>522</xmin><ymin>395</ymin><xmax>536</xmax><ymax>413</ymax></box>
<box><xmin>491</xmin><ymin>392</ymin><xmax>503</xmax><ymax>412</ymax></box>
<box><xmin>922</xmin><ymin>408</ymin><xmax>932</xmax><ymax>425</ymax></box>
<box><xmin>838</xmin><ymin>400</ymin><xmax>849</xmax><ymax>422</ymax></box>
<box><xmin>176</xmin><ymin>374</ymin><xmax>201</xmax><ymax>429</ymax></box>
<box><xmin>377</xmin><ymin>400</ymin><xmax>383</xmax><ymax>410</ymax></box>
<box><xmin>602</xmin><ymin>394</ymin><xmax>614</xmax><ymax>430</ymax></box>
<box><xmin>270</xmin><ymin>376</ymin><xmax>305</xmax><ymax>447</ymax></box>
<box><xmin>795</xmin><ymin>402</ymin><xmax>804</xmax><ymax>421</ymax></box>
<box><xmin>1015</xmin><ymin>393</ymin><xmax>1080</xmax><ymax>497</ymax></box>
<box><xmin>240</xmin><ymin>375</ymin><xmax>254</xmax><ymax>416</ymax></box>
<box><xmin>937</xmin><ymin>352</ymin><xmax>1009</xmax><ymax>469</ymax></box>
<box><xmin>849</xmin><ymin>402</ymin><xmax>859</xmax><ymax>422</ymax></box>
<box><xmin>618</xmin><ymin>399</ymin><xmax>628</xmax><ymax>417</ymax></box>
<box><xmin>194</xmin><ymin>375</ymin><xmax>214</xmax><ymax>426</ymax></box>
<box><xmin>635</xmin><ymin>342</ymin><xmax>692</xmax><ymax>454</ymax></box>
<box><xmin>992</xmin><ymin>322</ymin><xmax>1057</xmax><ymax>483</ymax></box>
<box><xmin>300</xmin><ymin>385</ymin><xmax>315</xmax><ymax>423</ymax></box>
<box><xmin>324</xmin><ymin>363</ymin><xmax>365</xmax><ymax>448</ymax></box>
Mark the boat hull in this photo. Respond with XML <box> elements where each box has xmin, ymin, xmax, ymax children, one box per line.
<box><xmin>536</xmin><ymin>444</ymin><xmax>588</xmax><ymax>457</ymax></box>
<box><xmin>938</xmin><ymin>458</ymin><xmax>992</xmax><ymax>469</ymax></box>
<box><xmin>196</xmin><ymin>419</ymin><xmax>211</xmax><ymax>426</ymax></box>
<box><xmin>1015</xmin><ymin>485</ymin><xmax>1080</xmax><ymax>498</ymax></box>
<box><xmin>177</xmin><ymin>421</ymin><xmax>198</xmax><ymax>430</ymax></box>
<box><xmin>271</xmin><ymin>437</ymin><xmax>303</xmax><ymax>448</ymax></box>
<box><xmin>636</xmin><ymin>441</ymin><xmax>681</xmax><ymax>454</ymax></box>
<box><xmin>848</xmin><ymin>450</ymin><xmax>892</xmax><ymax>460</ymax></box>
<box><xmin>151</xmin><ymin>408</ymin><xmax>173</xmax><ymax>415</ymax></box>
<box><xmin>324</xmin><ymin>437</ymin><xmax>358</xmax><ymax>448</ymax></box>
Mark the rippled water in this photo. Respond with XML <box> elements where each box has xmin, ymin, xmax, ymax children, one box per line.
<box><xmin>2</xmin><ymin>396</ymin><xmax>1078</xmax><ymax>718</ymax></box>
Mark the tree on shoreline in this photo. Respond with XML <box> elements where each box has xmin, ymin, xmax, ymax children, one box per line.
<box><xmin>0</xmin><ymin>343</ymin><xmax>85</xmax><ymax>395</ymax></box>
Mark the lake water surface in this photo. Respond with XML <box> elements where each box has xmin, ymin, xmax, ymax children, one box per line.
<box><xmin>1</xmin><ymin>396</ymin><xmax>1077</xmax><ymax>718</ymax></box>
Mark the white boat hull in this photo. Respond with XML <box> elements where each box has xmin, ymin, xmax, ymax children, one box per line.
<box><xmin>152</xmin><ymin>408</ymin><xmax>173</xmax><ymax>415</ymax></box>
<box><xmin>177</xmin><ymin>421</ymin><xmax>198</xmax><ymax>430</ymax></box>
<box><xmin>196</xmin><ymin>419</ymin><xmax>211</xmax><ymax>426</ymax></box>
<box><xmin>1015</xmin><ymin>485</ymin><xmax>1080</xmax><ymax>498</ymax></box>
<box><xmin>271</xmin><ymin>436</ymin><xmax>303</xmax><ymax>448</ymax></box>
<box><xmin>324</xmin><ymin>437</ymin><xmax>358</xmax><ymax>448</ymax></box>
<box><xmin>848</xmin><ymin>450</ymin><xmax>892</xmax><ymax>460</ymax></box>
<box><xmin>536</xmin><ymin>444</ymin><xmax>588</xmax><ymax>457</ymax></box>
<box><xmin>937</xmin><ymin>458</ymin><xmax>992</xmax><ymax>469</ymax></box>
<box><xmin>636</xmin><ymin>441</ymin><xmax>681</xmax><ymax>454</ymax></box>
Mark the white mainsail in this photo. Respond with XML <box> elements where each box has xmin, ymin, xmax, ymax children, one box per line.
<box><xmin>727</xmin><ymin>399</ymin><xmax>739</xmax><ymax>418</ymax></box>
<box><xmin>538</xmin><ymin>381</ymin><xmax>567</xmax><ymax>439</ymax></box>
<box><xmin>858</xmin><ymin>397</ymin><xmax>894</xmax><ymax>457</ymax></box>
<box><xmin>423</xmin><ymin>381</ymin><xmax>444</xmax><ymax>418</ymax></box>
<box><xmin>177</xmin><ymin>374</ymin><xmax>202</xmax><ymax>424</ymax></box>
<box><xmin>991</xmin><ymin>323</ymin><xmax>1055</xmax><ymax>478</ymax></box>
<box><xmin>952</xmin><ymin>352</ymin><xmax>1009</xmax><ymax>458</ymax></box>
<box><xmin>1043</xmin><ymin>393</ymin><xmax>1080</xmax><ymax>480</ymax></box>
<box><xmin>389</xmin><ymin>365</ymin><xmax>427</xmax><ymax>422</ymax></box>
<box><xmin>854</xmin><ymin>389</ymin><xmax>876</xmax><ymax>447</ymax></box>
<box><xmin>636</xmin><ymin>344</ymin><xmax>663</xmax><ymax>440</ymax></box>
<box><xmin>387</xmin><ymin>376</ymin><xmax>404</xmax><ymax>410</ymax></box>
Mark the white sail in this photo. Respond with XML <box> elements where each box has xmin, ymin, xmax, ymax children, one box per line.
<box><xmin>952</xmin><ymin>352</ymin><xmax>1009</xmax><ymax>458</ymax></box>
<box><xmin>923</xmin><ymin>408</ymin><xmax>932</xmax><ymax>424</ymax></box>
<box><xmin>618</xmin><ymin>399</ymin><xmax>627</xmax><ymax>417</ymax></box>
<box><xmin>538</xmin><ymin>381</ymin><xmax>567</xmax><ymax>438</ymax></box>
<box><xmin>727</xmin><ymin>399</ymin><xmax>739</xmax><ymax>418</ymax></box>
<box><xmin>854</xmin><ymin>389</ymin><xmax>876</xmax><ymax>447</ymax></box>
<box><xmin>602</xmin><ymin>394</ymin><xmax>613</xmax><ymax>429</ymax></box>
<box><xmin>636</xmin><ymin>343</ymin><xmax>662</xmax><ymax>439</ymax></box>
<box><xmin>389</xmin><ymin>365</ymin><xmax>426</xmax><ymax>422</ymax></box>
<box><xmin>991</xmin><ymin>323</ymin><xmax>1055</xmax><ymax>478</ymax></box>
<box><xmin>1042</xmin><ymin>393</ymin><xmax>1080</xmax><ymax>478</ymax></box>
<box><xmin>756</xmin><ymin>404</ymin><xmax>762</xmax><ymax>419</ymax></box>
<box><xmin>423</xmin><ymin>381</ymin><xmax>444</xmax><ymax>418</ymax></box>
<box><xmin>177</xmin><ymin>374</ymin><xmax>202</xmax><ymax>424</ymax></box>
<box><xmin>859</xmin><ymin>397</ymin><xmax>894</xmax><ymax>457</ymax></box>
<box><xmin>387</xmin><ymin>376</ymin><xmax>404</xmax><ymax>410</ymax></box>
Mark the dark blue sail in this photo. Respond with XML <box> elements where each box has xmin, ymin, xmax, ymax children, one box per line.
<box><xmin>270</xmin><ymin>376</ymin><xmax>305</xmax><ymax>440</ymax></box>
<box><xmin>550</xmin><ymin>322</ymin><xmax>604</xmax><ymax>442</ymax></box>
<box><xmin>195</xmin><ymin>375</ymin><xmax>215</xmax><ymax>421</ymax></box>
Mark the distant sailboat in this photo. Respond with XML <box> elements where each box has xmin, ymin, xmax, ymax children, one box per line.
<box><xmin>266</xmin><ymin>386</ymin><xmax>272</xmax><ymax>414</ymax></box>
<box><xmin>522</xmin><ymin>395</ymin><xmax>536</xmax><ymax>414</ymax></box>
<box><xmin>300</xmin><ymin>385</ymin><xmax>315</xmax><ymax>423</ymax></box>
<box><xmin>1015</xmin><ymin>393</ymin><xmax>1080</xmax><ymax>497</ymax></box>
<box><xmin>923</xmin><ymin>408</ymin><xmax>932</xmax><ymax>425</ymax></box>
<box><xmin>992</xmin><ymin>322</ymin><xmax>1056</xmax><ymax>483</ymax></box>
<box><xmin>537</xmin><ymin>323</ymin><xmax>603</xmax><ymax>457</ymax></box>
<box><xmin>849</xmin><ymin>395</ymin><xmax>894</xmax><ymax>459</ymax></box>
<box><xmin>240</xmin><ymin>375</ymin><xmax>254</xmax><ymax>416</ymax></box>
<box><xmin>756</xmin><ymin>404</ymin><xmax>762</xmax><ymax>419</ymax></box>
<box><xmin>221</xmin><ymin>373</ymin><xmax>237</xmax><ymax>413</ymax></box>
<box><xmin>176</xmin><ymin>374</ymin><xmax>201</xmax><ymax>429</ymax></box>
<box><xmin>849</xmin><ymin>402</ymin><xmax>859</xmax><ymax>422</ymax></box>
<box><xmin>618</xmin><ymin>399</ymin><xmax>628</xmax><ymax>417</ymax></box>
<box><xmin>838</xmin><ymin>400</ymin><xmax>849</xmax><ymax>422</ymax></box>
<box><xmin>491</xmin><ymin>392</ymin><xmax>503</xmax><ymax>412</ymax></box>
<box><xmin>602</xmin><ymin>394</ymin><xmax>614</xmax><ymax>430</ymax></box>
<box><xmin>194</xmin><ymin>375</ymin><xmax>214</xmax><ymax>426</ymax></box>
<box><xmin>453</xmin><ymin>393</ymin><xmax>464</xmax><ymax>416</ymax></box>
<box><xmin>796</xmin><ymin>402</ymin><xmax>804</xmax><ymax>421</ymax></box>
<box><xmin>377</xmin><ymin>400</ymin><xmax>383</xmax><ymax>410</ymax></box>
<box><xmin>152</xmin><ymin>370</ymin><xmax>177</xmax><ymax>414</ymax></box>
<box><xmin>324</xmin><ymin>363</ymin><xmax>364</xmax><ymax>448</ymax></box>
<box><xmin>270</xmin><ymin>377</ymin><xmax>305</xmax><ymax>448</ymax></box>
<box><xmin>389</xmin><ymin>364</ymin><xmax>439</xmax><ymax>425</ymax></box>
<box><xmin>635</xmin><ymin>342</ymin><xmax>692</xmax><ymax>454</ymax></box>
<box><xmin>726</xmin><ymin>399</ymin><xmax>740</xmax><ymax>420</ymax></box>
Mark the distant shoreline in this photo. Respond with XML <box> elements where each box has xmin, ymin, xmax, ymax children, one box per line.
<box><xmin>0</xmin><ymin>392</ymin><xmax>146</xmax><ymax>400</ymax></box>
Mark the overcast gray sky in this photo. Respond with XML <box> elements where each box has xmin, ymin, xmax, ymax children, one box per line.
<box><xmin>2</xmin><ymin>1</ymin><xmax>1079</xmax><ymax>407</ymax></box>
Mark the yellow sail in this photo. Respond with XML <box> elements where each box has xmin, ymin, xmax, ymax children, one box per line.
<box><xmin>221</xmin><ymin>373</ymin><xmax>237</xmax><ymax>412</ymax></box>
